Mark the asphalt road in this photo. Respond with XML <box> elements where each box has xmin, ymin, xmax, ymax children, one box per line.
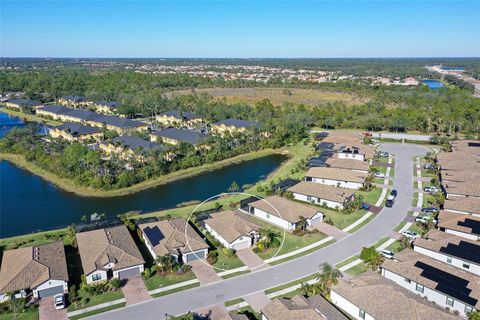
<box><xmin>309</xmin><ymin>130</ymin><xmax>432</xmax><ymax>141</ymax></box>
<box><xmin>90</xmin><ymin>143</ymin><xmax>429</xmax><ymax>320</ymax></box>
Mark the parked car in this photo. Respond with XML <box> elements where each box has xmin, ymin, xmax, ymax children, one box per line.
<box><xmin>424</xmin><ymin>163</ymin><xmax>434</xmax><ymax>170</ymax></box>
<box><xmin>421</xmin><ymin>207</ymin><xmax>439</xmax><ymax>214</ymax></box>
<box><xmin>54</xmin><ymin>294</ymin><xmax>65</xmax><ymax>310</ymax></box>
<box><xmin>423</xmin><ymin>186</ymin><xmax>439</xmax><ymax>193</ymax></box>
<box><xmin>386</xmin><ymin>195</ymin><xmax>395</xmax><ymax>207</ymax></box>
<box><xmin>378</xmin><ymin>151</ymin><xmax>389</xmax><ymax>157</ymax></box>
<box><xmin>374</xmin><ymin>173</ymin><xmax>386</xmax><ymax>178</ymax></box>
<box><xmin>390</xmin><ymin>189</ymin><xmax>398</xmax><ymax>198</ymax></box>
<box><xmin>415</xmin><ymin>216</ymin><xmax>438</xmax><ymax>224</ymax></box>
<box><xmin>379</xmin><ymin>249</ymin><xmax>395</xmax><ymax>259</ymax></box>
<box><xmin>363</xmin><ymin>132</ymin><xmax>373</xmax><ymax>137</ymax></box>
<box><xmin>361</xmin><ymin>203</ymin><xmax>370</xmax><ymax>210</ymax></box>
<box><xmin>401</xmin><ymin>230</ymin><xmax>420</xmax><ymax>239</ymax></box>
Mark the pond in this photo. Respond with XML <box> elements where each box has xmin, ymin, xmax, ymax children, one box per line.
<box><xmin>0</xmin><ymin>110</ymin><xmax>48</xmax><ymax>137</ymax></box>
<box><xmin>0</xmin><ymin>154</ymin><xmax>286</xmax><ymax>238</ymax></box>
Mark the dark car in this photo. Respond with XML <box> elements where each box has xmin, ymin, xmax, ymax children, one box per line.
<box><xmin>421</xmin><ymin>207</ymin><xmax>439</xmax><ymax>214</ymax></box>
<box><xmin>361</xmin><ymin>203</ymin><xmax>370</xmax><ymax>210</ymax></box>
<box><xmin>390</xmin><ymin>189</ymin><xmax>398</xmax><ymax>197</ymax></box>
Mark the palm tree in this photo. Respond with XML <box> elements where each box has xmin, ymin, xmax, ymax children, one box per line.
<box><xmin>316</xmin><ymin>262</ymin><xmax>342</xmax><ymax>295</ymax></box>
<box><xmin>297</xmin><ymin>216</ymin><xmax>308</xmax><ymax>231</ymax></box>
<box><xmin>300</xmin><ymin>282</ymin><xmax>321</xmax><ymax>297</ymax></box>
<box><xmin>156</xmin><ymin>255</ymin><xmax>176</xmax><ymax>274</ymax></box>
<box><xmin>259</xmin><ymin>228</ymin><xmax>281</xmax><ymax>248</ymax></box>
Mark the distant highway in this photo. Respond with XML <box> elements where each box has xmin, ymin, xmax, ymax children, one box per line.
<box><xmin>90</xmin><ymin>143</ymin><xmax>429</xmax><ymax>320</ymax></box>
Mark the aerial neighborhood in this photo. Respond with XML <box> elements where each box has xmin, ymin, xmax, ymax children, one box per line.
<box><xmin>0</xmin><ymin>86</ymin><xmax>479</xmax><ymax>320</ymax></box>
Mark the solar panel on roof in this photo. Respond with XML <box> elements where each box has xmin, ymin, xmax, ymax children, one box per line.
<box><xmin>458</xmin><ymin>218</ymin><xmax>480</xmax><ymax>235</ymax></box>
<box><xmin>439</xmin><ymin>241</ymin><xmax>480</xmax><ymax>264</ymax></box>
<box><xmin>143</xmin><ymin>226</ymin><xmax>165</xmax><ymax>246</ymax></box>
<box><xmin>415</xmin><ymin>261</ymin><xmax>477</xmax><ymax>306</ymax></box>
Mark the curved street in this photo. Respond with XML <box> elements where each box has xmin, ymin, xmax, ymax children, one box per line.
<box><xmin>91</xmin><ymin>143</ymin><xmax>429</xmax><ymax>320</ymax></box>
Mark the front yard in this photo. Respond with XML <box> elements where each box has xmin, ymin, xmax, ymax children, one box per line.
<box><xmin>67</xmin><ymin>288</ymin><xmax>124</xmax><ymax>312</ymax></box>
<box><xmin>3</xmin><ymin>310</ymin><xmax>38</xmax><ymax>320</ymax></box>
<box><xmin>144</xmin><ymin>270</ymin><xmax>197</xmax><ymax>291</ymax></box>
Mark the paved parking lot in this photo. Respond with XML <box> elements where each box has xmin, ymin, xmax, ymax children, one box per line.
<box><xmin>39</xmin><ymin>297</ymin><xmax>67</xmax><ymax>320</ymax></box>
<box><xmin>122</xmin><ymin>277</ymin><xmax>151</xmax><ymax>305</ymax></box>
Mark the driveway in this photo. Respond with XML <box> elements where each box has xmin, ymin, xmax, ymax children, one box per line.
<box><xmin>310</xmin><ymin>222</ymin><xmax>348</xmax><ymax>240</ymax></box>
<box><xmin>236</xmin><ymin>248</ymin><xmax>267</xmax><ymax>269</ymax></box>
<box><xmin>242</xmin><ymin>291</ymin><xmax>271</xmax><ymax>312</ymax></box>
<box><xmin>39</xmin><ymin>297</ymin><xmax>67</xmax><ymax>320</ymax></box>
<box><xmin>194</xmin><ymin>303</ymin><xmax>233</xmax><ymax>320</ymax></box>
<box><xmin>90</xmin><ymin>143</ymin><xmax>429</xmax><ymax>320</ymax></box>
<box><xmin>189</xmin><ymin>260</ymin><xmax>221</xmax><ymax>285</ymax></box>
<box><xmin>121</xmin><ymin>277</ymin><xmax>151</xmax><ymax>305</ymax></box>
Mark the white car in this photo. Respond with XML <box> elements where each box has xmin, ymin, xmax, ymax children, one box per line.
<box><xmin>378</xmin><ymin>151</ymin><xmax>389</xmax><ymax>157</ymax></box>
<box><xmin>401</xmin><ymin>230</ymin><xmax>420</xmax><ymax>239</ymax></box>
<box><xmin>423</xmin><ymin>186</ymin><xmax>439</xmax><ymax>193</ymax></box>
<box><xmin>415</xmin><ymin>216</ymin><xmax>438</xmax><ymax>224</ymax></box>
<box><xmin>379</xmin><ymin>249</ymin><xmax>395</xmax><ymax>259</ymax></box>
<box><xmin>374</xmin><ymin>173</ymin><xmax>386</xmax><ymax>178</ymax></box>
<box><xmin>54</xmin><ymin>294</ymin><xmax>65</xmax><ymax>310</ymax></box>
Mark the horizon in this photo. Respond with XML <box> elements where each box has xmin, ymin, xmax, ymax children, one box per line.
<box><xmin>1</xmin><ymin>1</ymin><xmax>479</xmax><ymax>58</ymax></box>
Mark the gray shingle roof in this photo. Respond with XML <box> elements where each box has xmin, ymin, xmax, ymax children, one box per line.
<box><xmin>110</xmin><ymin>136</ymin><xmax>164</xmax><ymax>153</ymax></box>
<box><xmin>8</xmin><ymin>99</ymin><xmax>43</xmax><ymax>107</ymax></box>
<box><xmin>53</xmin><ymin>122</ymin><xmax>103</xmax><ymax>136</ymax></box>
<box><xmin>94</xmin><ymin>115</ymin><xmax>147</xmax><ymax>129</ymax></box>
<box><xmin>62</xmin><ymin>95</ymin><xmax>85</xmax><ymax>102</ymax></box>
<box><xmin>152</xmin><ymin>127</ymin><xmax>208</xmax><ymax>145</ymax></box>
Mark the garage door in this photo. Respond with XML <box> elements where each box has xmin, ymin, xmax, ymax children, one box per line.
<box><xmin>118</xmin><ymin>267</ymin><xmax>140</xmax><ymax>280</ymax></box>
<box><xmin>232</xmin><ymin>240</ymin><xmax>251</xmax><ymax>251</ymax></box>
<box><xmin>309</xmin><ymin>216</ymin><xmax>322</xmax><ymax>226</ymax></box>
<box><xmin>38</xmin><ymin>285</ymin><xmax>64</xmax><ymax>298</ymax></box>
<box><xmin>185</xmin><ymin>250</ymin><xmax>206</xmax><ymax>262</ymax></box>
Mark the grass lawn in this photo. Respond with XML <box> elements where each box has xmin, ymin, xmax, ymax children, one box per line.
<box><xmin>386</xmin><ymin>240</ymin><xmax>405</xmax><ymax>253</ymax></box>
<box><xmin>67</xmin><ymin>289</ymin><xmax>124</xmax><ymax>312</ymax></box>
<box><xmin>68</xmin><ymin>303</ymin><xmax>126</xmax><ymax>320</ymax></box>
<box><xmin>346</xmin><ymin>212</ymin><xmax>375</xmax><ymax>233</ymax></box>
<box><xmin>411</xmin><ymin>193</ymin><xmax>419</xmax><ymax>206</ymax></box>
<box><xmin>394</xmin><ymin>221</ymin><xmax>407</xmax><ymax>232</ymax></box>
<box><xmin>3</xmin><ymin>310</ymin><xmax>38</xmax><ymax>320</ymax></box>
<box><xmin>0</xmin><ymin>228</ymin><xmax>69</xmax><ymax>250</ymax></box>
<box><xmin>201</xmin><ymin>231</ymin><xmax>245</xmax><ymax>271</ymax></box>
<box><xmin>145</xmin><ymin>271</ymin><xmax>196</xmax><ymax>291</ymax></box>
<box><xmin>225</xmin><ymin>298</ymin><xmax>245</xmax><ymax>307</ymax></box>
<box><xmin>221</xmin><ymin>270</ymin><xmax>250</xmax><ymax>280</ymax></box>
<box><xmin>373</xmin><ymin>237</ymin><xmax>390</xmax><ymax>248</ymax></box>
<box><xmin>345</xmin><ymin>262</ymin><xmax>369</xmax><ymax>276</ymax></box>
<box><xmin>358</xmin><ymin>187</ymin><xmax>383</xmax><ymax>206</ymax></box>
<box><xmin>265</xmin><ymin>273</ymin><xmax>318</xmax><ymax>294</ymax></box>
<box><xmin>151</xmin><ymin>282</ymin><xmax>200</xmax><ymax>298</ymax></box>
<box><xmin>409</xmin><ymin>223</ymin><xmax>424</xmax><ymax>236</ymax></box>
<box><xmin>324</xmin><ymin>208</ymin><xmax>368</xmax><ymax>230</ymax></box>
<box><xmin>336</xmin><ymin>255</ymin><xmax>360</xmax><ymax>269</ymax></box>
<box><xmin>268</xmin><ymin>239</ymin><xmax>335</xmax><ymax>266</ymax></box>
<box><xmin>275</xmin><ymin>288</ymin><xmax>303</xmax><ymax>299</ymax></box>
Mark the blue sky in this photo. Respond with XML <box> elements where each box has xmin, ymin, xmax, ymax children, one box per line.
<box><xmin>1</xmin><ymin>1</ymin><xmax>479</xmax><ymax>58</ymax></box>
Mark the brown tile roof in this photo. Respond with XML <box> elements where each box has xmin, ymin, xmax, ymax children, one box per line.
<box><xmin>261</xmin><ymin>295</ymin><xmax>326</xmax><ymax>320</ymax></box>
<box><xmin>332</xmin><ymin>271</ymin><xmax>460</xmax><ymax>320</ymax></box>
<box><xmin>443</xmin><ymin>181</ymin><xmax>480</xmax><ymax>197</ymax></box>
<box><xmin>413</xmin><ymin>229</ymin><xmax>480</xmax><ymax>264</ymax></box>
<box><xmin>139</xmin><ymin>218</ymin><xmax>208</xmax><ymax>257</ymax></box>
<box><xmin>305</xmin><ymin>167</ymin><xmax>367</xmax><ymax>183</ymax></box>
<box><xmin>307</xmin><ymin>295</ymin><xmax>349</xmax><ymax>320</ymax></box>
<box><xmin>443</xmin><ymin>197</ymin><xmax>480</xmax><ymax>215</ymax></box>
<box><xmin>288</xmin><ymin>181</ymin><xmax>355</xmax><ymax>204</ymax></box>
<box><xmin>249</xmin><ymin>195</ymin><xmax>322</xmax><ymax>224</ymax></box>
<box><xmin>76</xmin><ymin>225</ymin><xmax>144</xmax><ymax>276</ymax></box>
<box><xmin>0</xmin><ymin>241</ymin><xmax>68</xmax><ymax>294</ymax></box>
<box><xmin>437</xmin><ymin>210</ymin><xmax>480</xmax><ymax>236</ymax></box>
<box><xmin>204</xmin><ymin>210</ymin><xmax>260</xmax><ymax>243</ymax></box>
<box><xmin>325</xmin><ymin>158</ymin><xmax>370</xmax><ymax>172</ymax></box>
<box><xmin>381</xmin><ymin>250</ymin><xmax>480</xmax><ymax>308</ymax></box>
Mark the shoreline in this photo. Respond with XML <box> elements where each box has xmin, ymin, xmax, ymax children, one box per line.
<box><xmin>0</xmin><ymin>148</ymin><xmax>284</xmax><ymax>198</ymax></box>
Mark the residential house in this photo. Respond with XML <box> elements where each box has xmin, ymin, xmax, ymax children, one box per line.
<box><xmin>156</xmin><ymin>110</ymin><xmax>203</xmax><ymax>128</ymax></box>
<box><xmin>443</xmin><ymin>197</ymin><xmax>480</xmax><ymax>217</ymax></box>
<box><xmin>437</xmin><ymin>210</ymin><xmax>480</xmax><ymax>240</ymax></box>
<box><xmin>0</xmin><ymin>241</ymin><xmax>68</xmax><ymax>302</ymax></box>
<box><xmin>381</xmin><ymin>249</ymin><xmax>480</xmax><ymax>316</ymax></box>
<box><xmin>58</xmin><ymin>95</ymin><xmax>89</xmax><ymax>107</ymax></box>
<box><xmin>325</xmin><ymin>158</ymin><xmax>370</xmax><ymax>173</ymax></box>
<box><xmin>76</xmin><ymin>225</ymin><xmax>145</xmax><ymax>284</ymax></box>
<box><xmin>204</xmin><ymin>210</ymin><xmax>260</xmax><ymax>250</ymax></box>
<box><xmin>335</xmin><ymin>144</ymin><xmax>373</xmax><ymax>162</ymax></box>
<box><xmin>288</xmin><ymin>181</ymin><xmax>355</xmax><ymax>210</ymax></box>
<box><xmin>261</xmin><ymin>294</ymin><xmax>348</xmax><ymax>320</ymax></box>
<box><xmin>331</xmin><ymin>271</ymin><xmax>459</xmax><ymax>320</ymax></box>
<box><xmin>5</xmin><ymin>98</ymin><xmax>43</xmax><ymax>111</ymax></box>
<box><xmin>93</xmin><ymin>100</ymin><xmax>121</xmax><ymax>114</ymax></box>
<box><xmin>150</xmin><ymin>127</ymin><xmax>209</xmax><ymax>149</ymax></box>
<box><xmin>99</xmin><ymin>136</ymin><xmax>171</xmax><ymax>162</ymax></box>
<box><xmin>139</xmin><ymin>218</ymin><xmax>209</xmax><ymax>263</ymax></box>
<box><xmin>304</xmin><ymin>167</ymin><xmax>367</xmax><ymax>190</ymax></box>
<box><xmin>413</xmin><ymin>229</ymin><xmax>480</xmax><ymax>276</ymax></box>
<box><xmin>85</xmin><ymin>114</ymin><xmax>149</xmax><ymax>135</ymax></box>
<box><xmin>48</xmin><ymin>122</ymin><xmax>103</xmax><ymax>142</ymax></box>
<box><xmin>247</xmin><ymin>195</ymin><xmax>323</xmax><ymax>231</ymax></box>
<box><xmin>210</xmin><ymin>118</ymin><xmax>259</xmax><ymax>136</ymax></box>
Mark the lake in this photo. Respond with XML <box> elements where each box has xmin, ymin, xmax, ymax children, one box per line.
<box><xmin>422</xmin><ymin>80</ymin><xmax>445</xmax><ymax>90</ymax></box>
<box><xmin>0</xmin><ymin>153</ymin><xmax>286</xmax><ymax>238</ymax></box>
<box><xmin>0</xmin><ymin>110</ymin><xmax>48</xmax><ymax>137</ymax></box>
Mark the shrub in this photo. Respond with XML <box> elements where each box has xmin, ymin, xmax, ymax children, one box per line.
<box><xmin>270</xmin><ymin>238</ymin><xmax>280</xmax><ymax>248</ymax></box>
<box><xmin>222</xmin><ymin>247</ymin><xmax>236</xmax><ymax>257</ymax></box>
<box><xmin>109</xmin><ymin>278</ymin><xmax>121</xmax><ymax>289</ymax></box>
<box><xmin>256</xmin><ymin>241</ymin><xmax>265</xmax><ymax>252</ymax></box>
<box><xmin>143</xmin><ymin>268</ymin><xmax>151</xmax><ymax>279</ymax></box>
<box><xmin>207</xmin><ymin>251</ymin><xmax>219</xmax><ymax>265</ymax></box>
